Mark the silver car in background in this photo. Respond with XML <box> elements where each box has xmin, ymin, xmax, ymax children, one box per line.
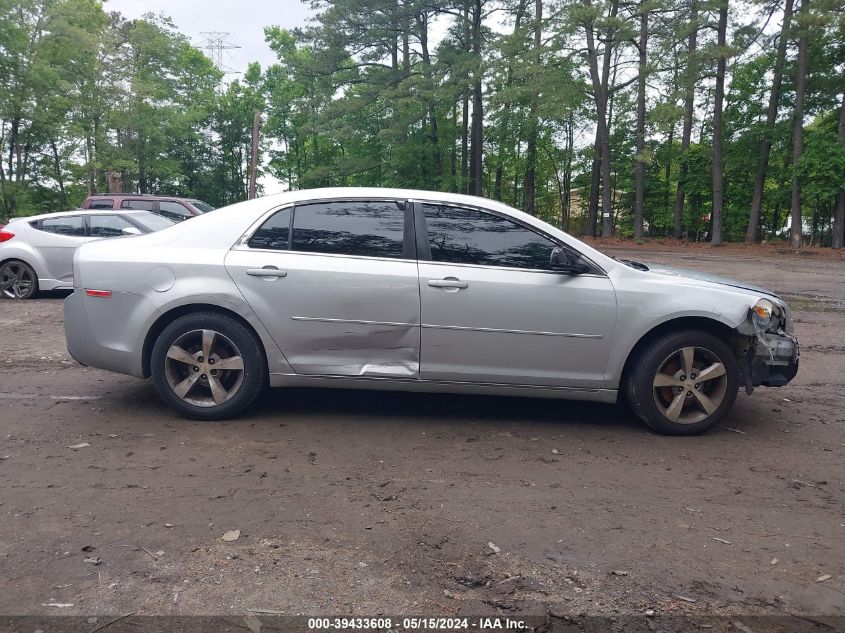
<box><xmin>63</xmin><ymin>188</ymin><xmax>799</xmax><ymax>435</ymax></box>
<box><xmin>1</xmin><ymin>209</ymin><xmax>174</xmax><ymax>299</ymax></box>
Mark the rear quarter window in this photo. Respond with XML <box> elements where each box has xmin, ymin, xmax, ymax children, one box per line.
<box><xmin>87</xmin><ymin>199</ymin><xmax>115</xmax><ymax>209</ymax></box>
<box><xmin>38</xmin><ymin>216</ymin><xmax>86</xmax><ymax>236</ymax></box>
<box><xmin>158</xmin><ymin>201</ymin><xmax>193</xmax><ymax>220</ymax></box>
<box><xmin>120</xmin><ymin>199</ymin><xmax>156</xmax><ymax>211</ymax></box>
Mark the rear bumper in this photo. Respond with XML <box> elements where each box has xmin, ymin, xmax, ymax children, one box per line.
<box><xmin>64</xmin><ymin>290</ymin><xmax>149</xmax><ymax>378</ymax></box>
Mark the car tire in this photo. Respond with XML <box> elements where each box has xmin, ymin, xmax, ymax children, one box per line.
<box><xmin>625</xmin><ymin>329</ymin><xmax>739</xmax><ymax>436</ymax></box>
<box><xmin>151</xmin><ymin>312</ymin><xmax>266</xmax><ymax>420</ymax></box>
<box><xmin>0</xmin><ymin>260</ymin><xmax>39</xmax><ymax>300</ymax></box>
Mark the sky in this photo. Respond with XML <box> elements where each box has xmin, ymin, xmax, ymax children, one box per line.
<box><xmin>105</xmin><ymin>0</ymin><xmax>316</xmax><ymax>195</ymax></box>
<box><xmin>104</xmin><ymin>0</ymin><xmax>314</xmax><ymax>75</ymax></box>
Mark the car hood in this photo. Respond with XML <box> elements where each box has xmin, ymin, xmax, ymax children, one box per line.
<box><xmin>644</xmin><ymin>264</ymin><xmax>780</xmax><ymax>299</ymax></box>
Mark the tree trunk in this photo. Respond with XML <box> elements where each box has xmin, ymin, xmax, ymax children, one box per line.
<box><xmin>493</xmin><ymin>0</ymin><xmax>529</xmax><ymax>202</ymax></box>
<box><xmin>85</xmin><ymin>132</ymin><xmax>95</xmax><ymax>196</ymax></box>
<box><xmin>601</xmin><ymin>0</ymin><xmax>619</xmax><ymax>236</ymax></box>
<box><xmin>563</xmin><ymin>110</ymin><xmax>574</xmax><ymax>230</ymax></box>
<box><xmin>248</xmin><ymin>111</ymin><xmax>261</xmax><ymax>200</ymax></box>
<box><xmin>633</xmin><ymin>4</ymin><xmax>648</xmax><ymax>240</ymax></box>
<box><xmin>832</xmin><ymin>73</ymin><xmax>845</xmax><ymax>248</ymax></box>
<box><xmin>451</xmin><ymin>101</ymin><xmax>458</xmax><ymax>191</ymax></box>
<box><xmin>468</xmin><ymin>0</ymin><xmax>484</xmax><ymax>197</ymax></box>
<box><xmin>673</xmin><ymin>0</ymin><xmax>698</xmax><ymax>239</ymax></box>
<box><xmin>461</xmin><ymin>91</ymin><xmax>469</xmax><ymax>192</ymax></box>
<box><xmin>524</xmin><ymin>0</ymin><xmax>542</xmax><ymax>215</ymax></box>
<box><xmin>747</xmin><ymin>0</ymin><xmax>794</xmax><ymax>242</ymax></box>
<box><xmin>587</xmin><ymin>142</ymin><xmax>600</xmax><ymax>235</ymax></box>
<box><xmin>710</xmin><ymin>0</ymin><xmax>729</xmax><ymax>245</ymax></box>
<box><xmin>9</xmin><ymin>118</ymin><xmax>19</xmax><ymax>183</ymax></box>
<box><xmin>583</xmin><ymin>0</ymin><xmax>617</xmax><ymax>236</ymax></box>
<box><xmin>790</xmin><ymin>0</ymin><xmax>810</xmax><ymax>249</ymax></box>
<box><xmin>417</xmin><ymin>10</ymin><xmax>441</xmax><ymax>183</ymax></box>
<box><xmin>50</xmin><ymin>141</ymin><xmax>68</xmax><ymax>209</ymax></box>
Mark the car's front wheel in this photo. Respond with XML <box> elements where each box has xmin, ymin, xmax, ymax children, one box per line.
<box><xmin>626</xmin><ymin>329</ymin><xmax>739</xmax><ymax>435</ymax></box>
<box><xmin>151</xmin><ymin>312</ymin><xmax>266</xmax><ymax>420</ymax></box>
<box><xmin>0</xmin><ymin>260</ymin><xmax>38</xmax><ymax>300</ymax></box>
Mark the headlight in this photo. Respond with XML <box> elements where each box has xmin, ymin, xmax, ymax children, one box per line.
<box><xmin>752</xmin><ymin>298</ymin><xmax>781</xmax><ymax>332</ymax></box>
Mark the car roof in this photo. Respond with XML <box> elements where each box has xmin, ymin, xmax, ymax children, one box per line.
<box><xmin>88</xmin><ymin>194</ymin><xmax>187</xmax><ymax>201</ymax></box>
<box><xmin>10</xmin><ymin>209</ymin><xmax>161</xmax><ymax>222</ymax></box>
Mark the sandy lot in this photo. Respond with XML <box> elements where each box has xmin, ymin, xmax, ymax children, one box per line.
<box><xmin>1</xmin><ymin>244</ymin><xmax>843</xmax><ymax>625</ymax></box>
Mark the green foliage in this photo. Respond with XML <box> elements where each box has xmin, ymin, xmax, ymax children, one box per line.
<box><xmin>2</xmin><ymin>0</ymin><xmax>844</xmax><ymax>247</ymax></box>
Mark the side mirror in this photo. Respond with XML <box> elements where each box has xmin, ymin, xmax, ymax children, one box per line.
<box><xmin>550</xmin><ymin>247</ymin><xmax>590</xmax><ymax>274</ymax></box>
<box><xmin>122</xmin><ymin>226</ymin><xmax>142</xmax><ymax>236</ymax></box>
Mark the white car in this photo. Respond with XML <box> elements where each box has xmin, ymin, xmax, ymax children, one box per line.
<box><xmin>0</xmin><ymin>209</ymin><xmax>174</xmax><ymax>299</ymax></box>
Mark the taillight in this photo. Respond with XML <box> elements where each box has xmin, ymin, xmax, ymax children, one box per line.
<box><xmin>85</xmin><ymin>289</ymin><xmax>112</xmax><ymax>298</ymax></box>
<box><xmin>0</xmin><ymin>229</ymin><xmax>14</xmax><ymax>243</ymax></box>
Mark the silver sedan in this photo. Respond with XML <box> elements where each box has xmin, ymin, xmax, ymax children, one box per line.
<box><xmin>1</xmin><ymin>209</ymin><xmax>174</xmax><ymax>299</ymax></box>
<box><xmin>63</xmin><ymin>188</ymin><xmax>799</xmax><ymax>435</ymax></box>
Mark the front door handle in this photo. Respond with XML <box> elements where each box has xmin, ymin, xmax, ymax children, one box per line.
<box><xmin>247</xmin><ymin>266</ymin><xmax>287</xmax><ymax>278</ymax></box>
<box><xmin>427</xmin><ymin>278</ymin><xmax>468</xmax><ymax>289</ymax></box>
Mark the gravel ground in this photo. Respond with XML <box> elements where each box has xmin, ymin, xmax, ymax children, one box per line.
<box><xmin>0</xmin><ymin>244</ymin><xmax>843</xmax><ymax>623</ymax></box>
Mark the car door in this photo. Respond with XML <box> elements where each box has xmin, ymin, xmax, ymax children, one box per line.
<box><xmin>226</xmin><ymin>199</ymin><xmax>421</xmax><ymax>378</ymax></box>
<box><xmin>28</xmin><ymin>215</ymin><xmax>89</xmax><ymax>283</ymax></box>
<box><xmin>417</xmin><ymin>203</ymin><xmax>617</xmax><ymax>389</ymax></box>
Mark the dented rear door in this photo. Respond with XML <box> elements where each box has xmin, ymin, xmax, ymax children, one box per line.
<box><xmin>226</xmin><ymin>199</ymin><xmax>421</xmax><ymax>378</ymax></box>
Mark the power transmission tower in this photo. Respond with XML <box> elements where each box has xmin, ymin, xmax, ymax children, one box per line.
<box><xmin>198</xmin><ymin>31</ymin><xmax>241</xmax><ymax>76</ymax></box>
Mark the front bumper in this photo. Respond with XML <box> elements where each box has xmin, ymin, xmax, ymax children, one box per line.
<box><xmin>747</xmin><ymin>330</ymin><xmax>799</xmax><ymax>388</ymax></box>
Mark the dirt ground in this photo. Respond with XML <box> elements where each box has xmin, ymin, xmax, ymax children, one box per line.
<box><xmin>0</xmin><ymin>244</ymin><xmax>843</xmax><ymax>624</ymax></box>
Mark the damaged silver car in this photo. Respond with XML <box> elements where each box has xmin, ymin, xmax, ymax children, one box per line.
<box><xmin>64</xmin><ymin>188</ymin><xmax>798</xmax><ymax>435</ymax></box>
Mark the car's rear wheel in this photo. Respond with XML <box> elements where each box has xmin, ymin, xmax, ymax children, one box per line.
<box><xmin>0</xmin><ymin>260</ymin><xmax>38</xmax><ymax>300</ymax></box>
<box><xmin>626</xmin><ymin>329</ymin><xmax>739</xmax><ymax>435</ymax></box>
<box><xmin>151</xmin><ymin>312</ymin><xmax>266</xmax><ymax>420</ymax></box>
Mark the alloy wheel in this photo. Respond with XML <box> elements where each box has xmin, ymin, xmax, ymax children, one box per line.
<box><xmin>0</xmin><ymin>263</ymin><xmax>35</xmax><ymax>299</ymax></box>
<box><xmin>164</xmin><ymin>329</ymin><xmax>245</xmax><ymax>407</ymax></box>
<box><xmin>652</xmin><ymin>346</ymin><xmax>728</xmax><ymax>424</ymax></box>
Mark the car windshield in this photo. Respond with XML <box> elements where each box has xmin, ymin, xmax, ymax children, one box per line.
<box><xmin>190</xmin><ymin>200</ymin><xmax>215</xmax><ymax>213</ymax></box>
<box><xmin>130</xmin><ymin>211</ymin><xmax>176</xmax><ymax>232</ymax></box>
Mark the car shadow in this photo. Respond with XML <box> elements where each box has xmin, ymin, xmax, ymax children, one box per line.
<box><xmin>36</xmin><ymin>290</ymin><xmax>74</xmax><ymax>300</ymax></box>
<box><xmin>247</xmin><ymin>386</ymin><xmax>643</xmax><ymax>432</ymax></box>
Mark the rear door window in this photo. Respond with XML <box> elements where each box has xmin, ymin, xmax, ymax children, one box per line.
<box><xmin>39</xmin><ymin>216</ymin><xmax>86</xmax><ymax>237</ymax></box>
<box><xmin>291</xmin><ymin>201</ymin><xmax>406</xmax><ymax>259</ymax></box>
<box><xmin>88</xmin><ymin>214</ymin><xmax>134</xmax><ymax>237</ymax></box>
<box><xmin>88</xmin><ymin>199</ymin><xmax>115</xmax><ymax>209</ymax></box>
<box><xmin>248</xmin><ymin>208</ymin><xmax>291</xmax><ymax>250</ymax></box>
<box><xmin>158</xmin><ymin>201</ymin><xmax>193</xmax><ymax>221</ymax></box>
<box><xmin>120</xmin><ymin>199</ymin><xmax>156</xmax><ymax>211</ymax></box>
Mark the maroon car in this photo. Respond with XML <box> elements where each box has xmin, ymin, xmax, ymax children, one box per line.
<box><xmin>82</xmin><ymin>194</ymin><xmax>215</xmax><ymax>223</ymax></box>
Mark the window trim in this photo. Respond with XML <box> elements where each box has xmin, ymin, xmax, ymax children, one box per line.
<box><xmin>414</xmin><ymin>200</ymin><xmax>605</xmax><ymax>276</ymax></box>
<box><xmin>238</xmin><ymin>198</ymin><xmax>416</xmax><ymax>262</ymax></box>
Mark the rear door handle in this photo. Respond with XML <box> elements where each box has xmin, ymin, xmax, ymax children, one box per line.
<box><xmin>247</xmin><ymin>266</ymin><xmax>287</xmax><ymax>278</ymax></box>
<box><xmin>427</xmin><ymin>278</ymin><xmax>468</xmax><ymax>289</ymax></box>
